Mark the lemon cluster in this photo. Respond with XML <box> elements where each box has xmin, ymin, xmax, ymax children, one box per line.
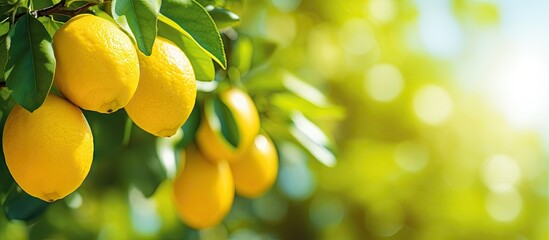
<box><xmin>2</xmin><ymin>14</ymin><xmax>277</xmax><ymax>230</ymax></box>
<box><xmin>172</xmin><ymin>88</ymin><xmax>279</xmax><ymax>229</ymax></box>
<box><xmin>3</xmin><ymin>14</ymin><xmax>196</xmax><ymax>202</ymax></box>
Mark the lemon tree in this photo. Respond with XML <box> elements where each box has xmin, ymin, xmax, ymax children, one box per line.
<box><xmin>0</xmin><ymin>0</ymin><xmax>340</xmax><ymax>237</ymax></box>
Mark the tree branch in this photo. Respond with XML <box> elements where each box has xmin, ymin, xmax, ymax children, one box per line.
<box><xmin>14</xmin><ymin>0</ymin><xmax>98</xmax><ymax>22</ymax></box>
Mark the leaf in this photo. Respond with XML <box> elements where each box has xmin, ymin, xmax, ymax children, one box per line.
<box><xmin>250</xmin><ymin>37</ymin><xmax>277</xmax><ymax>68</ymax></box>
<box><xmin>4</xmin><ymin>14</ymin><xmax>55</xmax><ymax>112</ymax></box>
<box><xmin>91</xmin><ymin>6</ymin><xmax>117</xmax><ymax>24</ymax></box>
<box><xmin>0</xmin><ymin>34</ymin><xmax>8</xmax><ymax>83</ymax></box>
<box><xmin>83</xmin><ymin>110</ymin><xmax>128</xmax><ymax>159</ymax></box>
<box><xmin>0</xmin><ymin>88</ymin><xmax>16</xmax><ymax>194</ymax></box>
<box><xmin>122</xmin><ymin>126</ymin><xmax>167</xmax><ymax>197</ymax></box>
<box><xmin>0</xmin><ymin>22</ymin><xmax>9</xmax><ymax>36</ymax></box>
<box><xmin>175</xmin><ymin>102</ymin><xmax>200</xmax><ymax>149</ymax></box>
<box><xmin>31</xmin><ymin>0</ymin><xmax>53</xmax><ymax>9</ymax></box>
<box><xmin>271</xmin><ymin>93</ymin><xmax>346</xmax><ymax>120</ymax></box>
<box><xmin>157</xmin><ymin>20</ymin><xmax>215</xmax><ymax>81</ymax></box>
<box><xmin>160</xmin><ymin>0</ymin><xmax>226</xmax><ymax>68</ymax></box>
<box><xmin>204</xmin><ymin>95</ymin><xmax>240</xmax><ymax>148</ymax></box>
<box><xmin>112</xmin><ymin>0</ymin><xmax>161</xmax><ymax>56</ymax></box>
<box><xmin>231</xmin><ymin>35</ymin><xmax>252</xmax><ymax>75</ymax></box>
<box><xmin>289</xmin><ymin>111</ymin><xmax>336</xmax><ymax>167</ymax></box>
<box><xmin>207</xmin><ymin>7</ymin><xmax>240</xmax><ymax>29</ymax></box>
<box><xmin>194</xmin><ymin>0</ymin><xmax>214</xmax><ymax>6</ymax></box>
<box><xmin>0</xmin><ymin>0</ymin><xmax>20</xmax><ymax>19</ymax></box>
<box><xmin>3</xmin><ymin>187</ymin><xmax>49</xmax><ymax>221</ymax></box>
<box><xmin>38</xmin><ymin>17</ymin><xmax>63</xmax><ymax>37</ymax></box>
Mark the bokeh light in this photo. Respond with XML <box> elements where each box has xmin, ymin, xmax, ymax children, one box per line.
<box><xmin>365</xmin><ymin>64</ymin><xmax>404</xmax><ymax>102</ymax></box>
<box><xmin>413</xmin><ymin>85</ymin><xmax>453</xmax><ymax>125</ymax></box>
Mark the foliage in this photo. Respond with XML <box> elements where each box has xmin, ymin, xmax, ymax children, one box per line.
<box><xmin>1</xmin><ymin>0</ymin><xmax>547</xmax><ymax>239</ymax></box>
<box><xmin>0</xmin><ymin>0</ymin><xmax>339</xmax><ymax>237</ymax></box>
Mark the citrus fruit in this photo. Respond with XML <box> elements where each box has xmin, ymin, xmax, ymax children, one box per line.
<box><xmin>2</xmin><ymin>94</ymin><xmax>93</xmax><ymax>202</ymax></box>
<box><xmin>231</xmin><ymin>134</ymin><xmax>278</xmax><ymax>198</ymax></box>
<box><xmin>196</xmin><ymin>88</ymin><xmax>259</xmax><ymax>163</ymax></box>
<box><xmin>172</xmin><ymin>147</ymin><xmax>234</xmax><ymax>229</ymax></box>
<box><xmin>125</xmin><ymin>37</ymin><xmax>196</xmax><ymax>137</ymax></box>
<box><xmin>53</xmin><ymin>14</ymin><xmax>139</xmax><ymax>113</ymax></box>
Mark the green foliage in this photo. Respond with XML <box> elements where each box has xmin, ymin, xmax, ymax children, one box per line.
<box><xmin>4</xmin><ymin>14</ymin><xmax>55</xmax><ymax>112</ymax></box>
<box><xmin>0</xmin><ymin>0</ymin><xmax>23</xmax><ymax>20</ymax></box>
<box><xmin>175</xmin><ymin>102</ymin><xmax>200</xmax><ymax>149</ymax></box>
<box><xmin>0</xmin><ymin>0</ymin><xmax>340</xmax><ymax>236</ymax></box>
<box><xmin>157</xmin><ymin>20</ymin><xmax>215</xmax><ymax>80</ymax></box>
<box><xmin>204</xmin><ymin>94</ymin><xmax>240</xmax><ymax>148</ymax></box>
<box><xmin>160</xmin><ymin>0</ymin><xmax>226</xmax><ymax>68</ymax></box>
<box><xmin>111</xmin><ymin>0</ymin><xmax>161</xmax><ymax>56</ymax></box>
<box><xmin>38</xmin><ymin>17</ymin><xmax>62</xmax><ymax>37</ymax></box>
<box><xmin>3</xmin><ymin>188</ymin><xmax>49</xmax><ymax>221</ymax></box>
<box><xmin>120</xmin><ymin>125</ymin><xmax>167</xmax><ymax>197</ymax></box>
<box><xmin>0</xmin><ymin>27</ymin><xmax>8</xmax><ymax>82</ymax></box>
<box><xmin>207</xmin><ymin>7</ymin><xmax>239</xmax><ymax>29</ymax></box>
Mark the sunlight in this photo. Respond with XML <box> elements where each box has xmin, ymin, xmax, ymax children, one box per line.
<box><xmin>489</xmin><ymin>44</ymin><xmax>549</xmax><ymax>129</ymax></box>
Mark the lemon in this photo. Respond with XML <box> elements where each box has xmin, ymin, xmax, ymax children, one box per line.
<box><xmin>2</xmin><ymin>94</ymin><xmax>93</xmax><ymax>202</ymax></box>
<box><xmin>173</xmin><ymin>147</ymin><xmax>234</xmax><ymax>229</ymax></box>
<box><xmin>231</xmin><ymin>134</ymin><xmax>278</xmax><ymax>198</ymax></box>
<box><xmin>125</xmin><ymin>37</ymin><xmax>196</xmax><ymax>137</ymax></box>
<box><xmin>53</xmin><ymin>14</ymin><xmax>139</xmax><ymax>113</ymax></box>
<box><xmin>196</xmin><ymin>88</ymin><xmax>259</xmax><ymax>163</ymax></box>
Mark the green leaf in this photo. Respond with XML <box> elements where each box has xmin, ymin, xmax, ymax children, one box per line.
<box><xmin>0</xmin><ymin>34</ymin><xmax>8</xmax><ymax>83</ymax></box>
<box><xmin>175</xmin><ymin>102</ymin><xmax>200</xmax><ymax>149</ymax></box>
<box><xmin>205</xmin><ymin>95</ymin><xmax>240</xmax><ymax>148</ymax></box>
<box><xmin>3</xmin><ymin>187</ymin><xmax>49</xmax><ymax>221</ymax></box>
<box><xmin>250</xmin><ymin>37</ymin><xmax>277</xmax><ymax>68</ymax></box>
<box><xmin>289</xmin><ymin>111</ymin><xmax>336</xmax><ymax>167</ymax></box>
<box><xmin>271</xmin><ymin>93</ymin><xmax>346</xmax><ymax>120</ymax></box>
<box><xmin>0</xmin><ymin>22</ymin><xmax>9</xmax><ymax>36</ymax></box>
<box><xmin>122</xmin><ymin>126</ymin><xmax>167</xmax><ymax>197</ymax></box>
<box><xmin>112</xmin><ymin>0</ymin><xmax>161</xmax><ymax>56</ymax></box>
<box><xmin>231</xmin><ymin>35</ymin><xmax>252</xmax><ymax>75</ymax></box>
<box><xmin>91</xmin><ymin>6</ymin><xmax>117</xmax><ymax>24</ymax></box>
<box><xmin>194</xmin><ymin>0</ymin><xmax>214</xmax><ymax>6</ymax></box>
<box><xmin>31</xmin><ymin>0</ymin><xmax>53</xmax><ymax>10</ymax></box>
<box><xmin>160</xmin><ymin>0</ymin><xmax>226</xmax><ymax>68</ymax></box>
<box><xmin>0</xmin><ymin>88</ymin><xmax>16</xmax><ymax>195</ymax></box>
<box><xmin>0</xmin><ymin>0</ymin><xmax>21</xmax><ymax>19</ymax></box>
<box><xmin>83</xmin><ymin>110</ymin><xmax>128</xmax><ymax>159</ymax></box>
<box><xmin>207</xmin><ymin>7</ymin><xmax>240</xmax><ymax>29</ymax></box>
<box><xmin>5</xmin><ymin>14</ymin><xmax>55</xmax><ymax>112</ymax></box>
<box><xmin>157</xmin><ymin>21</ymin><xmax>214</xmax><ymax>81</ymax></box>
<box><xmin>38</xmin><ymin>17</ymin><xmax>63</xmax><ymax>37</ymax></box>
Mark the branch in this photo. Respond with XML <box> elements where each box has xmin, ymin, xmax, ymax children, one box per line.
<box><xmin>14</xmin><ymin>0</ymin><xmax>98</xmax><ymax>22</ymax></box>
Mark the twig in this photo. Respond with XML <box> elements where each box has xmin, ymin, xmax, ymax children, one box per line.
<box><xmin>14</xmin><ymin>0</ymin><xmax>97</xmax><ymax>22</ymax></box>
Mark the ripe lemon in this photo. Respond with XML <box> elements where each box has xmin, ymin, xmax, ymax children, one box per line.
<box><xmin>125</xmin><ymin>37</ymin><xmax>196</xmax><ymax>137</ymax></box>
<box><xmin>231</xmin><ymin>134</ymin><xmax>278</xmax><ymax>198</ymax></box>
<box><xmin>53</xmin><ymin>14</ymin><xmax>139</xmax><ymax>113</ymax></box>
<box><xmin>173</xmin><ymin>147</ymin><xmax>234</xmax><ymax>229</ymax></box>
<box><xmin>196</xmin><ymin>88</ymin><xmax>259</xmax><ymax>163</ymax></box>
<box><xmin>2</xmin><ymin>94</ymin><xmax>93</xmax><ymax>202</ymax></box>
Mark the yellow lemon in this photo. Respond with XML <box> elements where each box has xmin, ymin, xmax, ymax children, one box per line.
<box><xmin>53</xmin><ymin>14</ymin><xmax>139</xmax><ymax>113</ymax></box>
<box><xmin>173</xmin><ymin>147</ymin><xmax>234</xmax><ymax>229</ymax></box>
<box><xmin>231</xmin><ymin>134</ymin><xmax>278</xmax><ymax>198</ymax></box>
<box><xmin>125</xmin><ymin>37</ymin><xmax>196</xmax><ymax>137</ymax></box>
<box><xmin>196</xmin><ymin>88</ymin><xmax>259</xmax><ymax>163</ymax></box>
<box><xmin>2</xmin><ymin>94</ymin><xmax>93</xmax><ymax>202</ymax></box>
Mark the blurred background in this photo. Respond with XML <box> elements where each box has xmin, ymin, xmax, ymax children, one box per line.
<box><xmin>1</xmin><ymin>0</ymin><xmax>549</xmax><ymax>239</ymax></box>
